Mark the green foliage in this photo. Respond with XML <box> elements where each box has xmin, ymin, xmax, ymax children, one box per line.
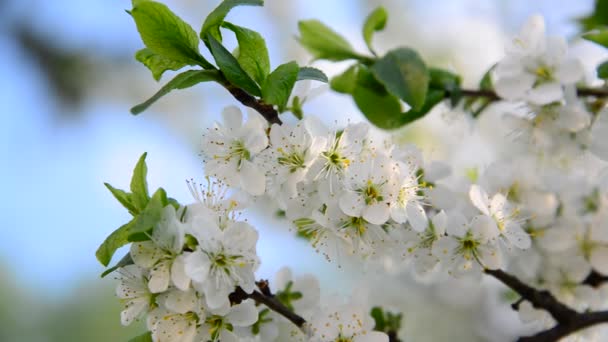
<box><xmin>597</xmin><ymin>60</ymin><xmax>608</xmax><ymax>79</ymax></box>
<box><xmin>331</xmin><ymin>65</ymin><xmax>359</xmax><ymax>94</ymax></box>
<box><xmin>130</xmin><ymin>152</ymin><xmax>150</xmax><ymax>211</ymax></box>
<box><xmin>578</xmin><ymin>0</ymin><xmax>608</xmax><ymax>31</ymax></box>
<box><xmin>201</xmin><ymin>0</ymin><xmax>264</xmax><ymax>43</ymax></box>
<box><xmin>104</xmin><ymin>183</ymin><xmax>139</xmax><ymax>216</ymax></box>
<box><xmin>583</xmin><ymin>28</ymin><xmax>608</xmax><ymax>48</ymax></box>
<box><xmin>131</xmin><ymin>69</ymin><xmax>221</xmax><ymax>114</ymax></box>
<box><xmin>130</xmin><ymin>0</ymin><xmax>210</xmax><ymax>68</ymax></box>
<box><xmin>371</xmin><ymin>47</ymin><xmax>429</xmax><ymax>111</ymax></box>
<box><xmin>297</xmin><ymin>20</ymin><xmax>360</xmax><ymax>61</ymax></box>
<box><xmin>207</xmin><ymin>34</ymin><xmax>262</xmax><ymax>96</ymax></box>
<box><xmin>352</xmin><ymin>67</ymin><xmax>404</xmax><ymax>129</ymax></box>
<box><xmin>128</xmin><ymin>188</ymin><xmax>168</xmax><ymax>241</ymax></box>
<box><xmin>135</xmin><ymin>48</ymin><xmax>188</xmax><ymax>81</ymax></box>
<box><xmin>362</xmin><ymin>6</ymin><xmax>387</xmax><ymax>55</ymax></box>
<box><xmin>101</xmin><ymin>253</ymin><xmax>134</xmax><ymax>278</ymax></box>
<box><xmin>262</xmin><ymin>61</ymin><xmax>300</xmax><ymax>111</ymax></box>
<box><xmin>297</xmin><ymin>67</ymin><xmax>328</xmax><ymax>83</ymax></box>
<box><xmin>370</xmin><ymin>306</ymin><xmax>403</xmax><ymax>336</ymax></box>
<box><xmin>96</xmin><ymin>219</ymin><xmax>136</xmax><ymax>267</ymax></box>
<box><xmin>222</xmin><ymin>22</ymin><xmax>270</xmax><ymax>85</ymax></box>
<box><xmin>129</xmin><ymin>332</ymin><xmax>153</xmax><ymax>342</ymax></box>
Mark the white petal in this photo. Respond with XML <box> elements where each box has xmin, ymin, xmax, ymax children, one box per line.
<box><xmin>527</xmin><ymin>82</ymin><xmax>563</xmax><ymax>105</ymax></box>
<box><xmin>479</xmin><ymin>245</ymin><xmax>503</xmax><ymax>270</ymax></box>
<box><xmin>504</xmin><ymin>222</ymin><xmax>532</xmax><ymax>249</ymax></box>
<box><xmin>239</xmin><ymin>159</ymin><xmax>266</xmax><ymax>196</ymax></box>
<box><xmin>171</xmin><ymin>254</ymin><xmax>191</xmax><ymax>291</ymax></box>
<box><xmin>130</xmin><ymin>241</ymin><xmax>164</xmax><ymax>269</ymax></box>
<box><xmin>556</xmin><ymin>58</ymin><xmax>583</xmax><ymax>84</ymax></box>
<box><xmin>363</xmin><ymin>203</ymin><xmax>390</xmax><ymax>225</ymax></box>
<box><xmin>148</xmin><ymin>259</ymin><xmax>171</xmax><ymax>293</ymax></box>
<box><xmin>469</xmin><ymin>184</ymin><xmax>490</xmax><ymax>215</ymax></box>
<box><xmin>165</xmin><ymin>289</ymin><xmax>197</xmax><ymax>314</ymax></box>
<box><xmin>222</xmin><ymin>106</ymin><xmax>243</xmax><ymax>130</ymax></box>
<box><xmin>184</xmin><ymin>251</ymin><xmax>210</xmax><ymax>283</ymax></box>
<box><xmin>431</xmin><ymin>210</ymin><xmax>447</xmax><ymax>235</ymax></box>
<box><xmin>406</xmin><ymin>201</ymin><xmax>427</xmax><ymax>232</ymax></box>
<box><xmin>590</xmin><ymin>246</ymin><xmax>608</xmax><ymax>275</ymax></box>
<box><xmin>471</xmin><ymin>215</ymin><xmax>500</xmax><ymax>242</ymax></box>
<box><xmin>227</xmin><ymin>299</ymin><xmax>259</xmax><ymax>326</ymax></box>
<box><xmin>339</xmin><ymin>192</ymin><xmax>365</xmax><ymax>217</ymax></box>
<box><xmin>494</xmin><ymin>74</ymin><xmax>535</xmax><ymax>100</ymax></box>
<box><xmin>354</xmin><ymin>331</ymin><xmax>389</xmax><ymax>342</ymax></box>
<box><xmin>121</xmin><ymin>298</ymin><xmax>148</xmax><ymax>326</ymax></box>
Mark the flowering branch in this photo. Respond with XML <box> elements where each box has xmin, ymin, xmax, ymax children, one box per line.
<box><xmin>229</xmin><ymin>281</ymin><xmax>306</xmax><ymax>328</ymax></box>
<box><xmin>221</xmin><ymin>82</ymin><xmax>282</xmax><ymax>125</ymax></box>
<box><xmin>485</xmin><ymin>268</ymin><xmax>608</xmax><ymax>342</ymax></box>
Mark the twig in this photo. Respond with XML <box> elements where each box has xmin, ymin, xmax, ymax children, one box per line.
<box><xmin>222</xmin><ymin>83</ymin><xmax>282</xmax><ymax>125</ymax></box>
<box><xmin>583</xmin><ymin>270</ymin><xmax>608</xmax><ymax>288</ymax></box>
<box><xmin>448</xmin><ymin>87</ymin><xmax>608</xmax><ymax>104</ymax></box>
<box><xmin>229</xmin><ymin>282</ymin><xmax>306</xmax><ymax>328</ymax></box>
<box><xmin>485</xmin><ymin>269</ymin><xmax>608</xmax><ymax>342</ymax></box>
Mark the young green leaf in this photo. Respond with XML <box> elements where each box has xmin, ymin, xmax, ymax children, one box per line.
<box><xmin>201</xmin><ymin>0</ymin><xmax>264</xmax><ymax>43</ymax></box>
<box><xmin>330</xmin><ymin>64</ymin><xmax>359</xmax><ymax>94</ymax></box>
<box><xmin>207</xmin><ymin>34</ymin><xmax>262</xmax><ymax>96</ymax></box>
<box><xmin>128</xmin><ymin>188</ymin><xmax>168</xmax><ymax>241</ymax></box>
<box><xmin>429</xmin><ymin>68</ymin><xmax>461</xmax><ymax>91</ymax></box>
<box><xmin>262</xmin><ymin>61</ymin><xmax>299</xmax><ymax>111</ymax></box>
<box><xmin>578</xmin><ymin>0</ymin><xmax>608</xmax><ymax>31</ymax></box>
<box><xmin>371</xmin><ymin>47</ymin><xmax>429</xmax><ymax>111</ymax></box>
<box><xmin>598</xmin><ymin>60</ymin><xmax>608</xmax><ymax>79</ymax></box>
<box><xmin>362</xmin><ymin>6</ymin><xmax>387</xmax><ymax>55</ymax></box>
<box><xmin>130</xmin><ymin>152</ymin><xmax>150</xmax><ymax>211</ymax></box>
<box><xmin>352</xmin><ymin>67</ymin><xmax>404</xmax><ymax>129</ymax></box>
<box><xmin>130</xmin><ymin>0</ymin><xmax>211</xmax><ymax>68</ymax></box>
<box><xmin>100</xmin><ymin>253</ymin><xmax>134</xmax><ymax>278</ymax></box>
<box><xmin>129</xmin><ymin>332</ymin><xmax>153</xmax><ymax>342</ymax></box>
<box><xmin>104</xmin><ymin>183</ymin><xmax>138</xmax><ymax>216</ymax></box>
<box><xmin>95</xmin><ymin>219</ymin><xmax>136</xmax><ymax>267</ymax></box>
<box><xmin>583</xmin><ymin>28</ymin><xmax>608</xmax><ymax>48</ymax></box>
<box><xmin>298</xmin><ymin>20</ymin><xmax>360</xmax><ymax>61</ymax></box>
<box><xmin>297</xmin><ymin>67</ymin><xmax>328</xmax><ymax>83</ymax></box>
<box><xmin>222</xmin><ymin>22</ymin><xmax>270</xmax><ymax>84</ymax></box>
<box><xmin>131</xmin><ymin>69</ymin><xmax>221</xmax><ymax>114</ymax></box>
<box><xmin>135</xmin><ymin>48</ymin><xmax>188</xmax><ymax>81</ymax></box>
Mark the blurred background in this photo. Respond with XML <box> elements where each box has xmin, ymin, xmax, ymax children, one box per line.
<box><xmin>0</xmin><ymin>0</ymin><xmax>602</xmax><ymax>341</ymax></box>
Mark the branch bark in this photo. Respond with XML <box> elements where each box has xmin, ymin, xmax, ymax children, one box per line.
<box><xmin>485</xmin><ymin>269</ymin><xmax>608</xmax><ymax>342</ymax></box>
<box><xmin>222</xmin><ymin>83</ymin><xmax>282</xmax><ymax>125</ymax></box>
<box><xmin>450</xmin><ymin>87</ymin><xmax>608</xmax><ymax>103</ymax></box>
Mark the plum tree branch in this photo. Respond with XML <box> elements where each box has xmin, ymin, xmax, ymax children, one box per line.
<box><xmin>448</xmin><ymin>87</ymin><xmax>608</xmax><ymax>103</ymax></box>
<box><xmin>485</xmin><ymin>268</ymin><xmax>608</xmax><ymax>342</ymax></box>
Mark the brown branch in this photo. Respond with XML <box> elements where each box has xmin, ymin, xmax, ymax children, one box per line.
<box><xmin>229</xmin><ymin>281</ymin><xmax>305</xmax><ymax>328</ymax></box>
<box><xmin>485</xmin><ymin>269</ymin><xmax>608</xmax><ymax>342</ymax></box>
<box><xmin>222</xmin><ymin>84</ymin><xmax>282</xmax><ymax>125</ymax></box>
<box><xmin>583</xmin><ymin>270</ymin><xmax>608</xmax><ymax>288</ymax></box>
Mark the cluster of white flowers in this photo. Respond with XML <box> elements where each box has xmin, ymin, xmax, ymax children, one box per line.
<box><xmin>111</xmin><ymin>13</ymin><xmax>608</xmax><ymax>342</ymax></box>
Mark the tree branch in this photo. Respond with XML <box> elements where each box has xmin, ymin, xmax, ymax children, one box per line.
<box><xmin>448</xmin><ymin>87</ymin><xmax>608</xmax><ymax>104</ymax></box>
<box><xmin>583</xmin><ymin>270</ymin><xmax>608</xmax><ymax>288</ymax></box>
<box><xmin>229</xmin><ymin>281</ymin><xmax>306</xmax><ymax>328</ymax></box>
<box><xmin>222</xmin><ymin>83</ymin><xmax>282</xmax><ymax>125</ymax></box>
<box><xmin>485</xmin><ymin>269</ymin><xmax>608</xmax><ymax>342</ymax></box>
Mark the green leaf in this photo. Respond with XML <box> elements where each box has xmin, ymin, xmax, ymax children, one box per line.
<box><xmin>399</xmin><ymin>88</ymin><xmax>445</xmax><ymax>125</ymax></box>
<box><xmin>130</xmin><ymin>0</ymin><xmax>210</xmax><ymax>68</ymax></box>
<box><xmin>131</xmin><ymin>69</ymin><xmax>221</xmax><ymax>114</ymax></box>
<box><xmin>429</xmin><ymin>68</ymin><xmax>461</xmax><ymax>91</ymax></box>
<box><xmin>583</xmin><ymin>28</ymin><xmax>608</xmax><ymax>48</ymax></box>
<box><xmin>330</xmin><ymin>64</ymin><xmax>359</xmax><ymax>94</ymax></box>
<box><xmin>298</xmin><ymin>20</ymin><xmax>360</xmax><ymax>61</ymax></box>
<box><xmin>578</xmin><ymin>0</ymin><xmax>608</xmax><ymax>31</ymax></box>
<box><xmin>221</xmin><ymin>22</ymin><xmax>270</xmax><ymax>84</ymax></box>
<box><xmin>370</xmin><ymin>307</ymin><xmax>386</xmax><ymax>332</ymax></box>
<box><xmin>135</xmin><ymin>48</ymin><xmax>188</xmax><ymax>81</ymax></box>
<box><xmin>201</xmin><ymin>0</ymin><xmax>264</xmax><ymax>43</ymax></box>
<box><xmin>128</xmin><ymin>188</ymin><xmax>168</xmax><ymax>241</ymax></box>
<box><xmin>362</xmin><ymin>6</ymin><xmax>387</xmax><ymax>55</ymax></box>
<box><xmin>129</xmin><ymin>332</ymin><xmax>153</xmax><ymax>342</ymax></box>
<box><xmin>95</xmin><ymin>219</ymin><xmax>135</xmax><ymax>267</ymax></box>
<box><xmin>207</xmin><ymin>34</ymin><xmax>262</xmax><ymax>96</ymax></box>
<box><xmin>130</xmin><ymin>153</ymin><xmax>150</xmax><ymax>212</ymax></box>
<box><xmin>371</xmin><ymin>47</ymin><xmax>429</xmax><ymax>111</ymax></box>
<box><xmin>262</xmin><ymin>61</ymin><xmax>299</xmax><ymax>111</ymax></box>
<box><xmin>598</xmin><ymin>60</ymin><xmax>608</xmax><ymax>79</ymax></box>
<box><xmin>352</xmin><ymin>67</ymin><xmax>404</xmax><ymax>129</ymax></box>
<box><xmin>104</xmin><ymin>183</ymin><xmax>138</xmax><ymax>216</ymax></box>
<box><xmin>297</xmin><ymin>67</ymin><xmax>328</xmax><ymax>83</ymax></box>
<box><xmin>100</xmin><ymin>253</ymin><xmax>134</xmax><ymax>278</ymax></box>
